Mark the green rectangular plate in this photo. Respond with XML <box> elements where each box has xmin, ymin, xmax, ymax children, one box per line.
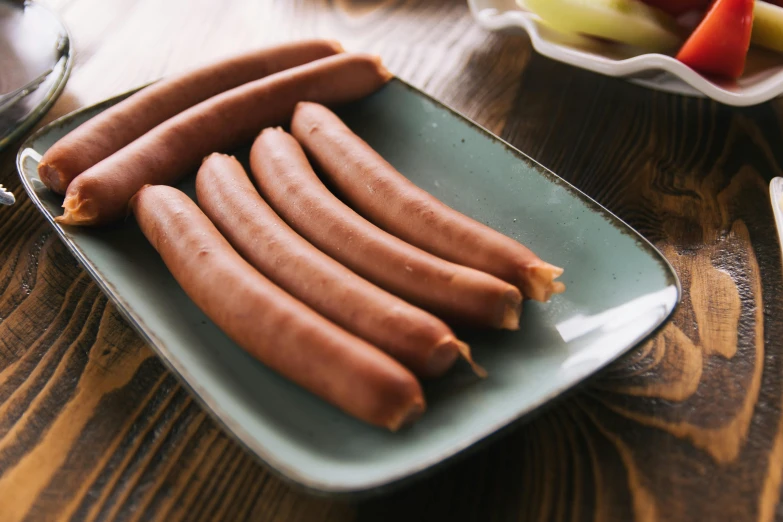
<box><xmin>16</xmin><ymin>78</ymin><xmax>680</xmax><ymax>496</ymax></box>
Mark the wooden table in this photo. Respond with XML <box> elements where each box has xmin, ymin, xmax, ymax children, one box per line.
<box><xmin>2</xmin><ymin>1</ymin><xmax>782</xmax><ymax>520</ymax></box>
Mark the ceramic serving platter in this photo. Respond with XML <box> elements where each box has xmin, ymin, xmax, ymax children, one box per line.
<box><xmin>469</xmin><ymin>0</ymin><xmax>783</xmax><ymax>107</ymax></box>
<box><xmin>16</xmin><ymin>78</ymin><xmax>680</xmax><ymax>496</ymax></box>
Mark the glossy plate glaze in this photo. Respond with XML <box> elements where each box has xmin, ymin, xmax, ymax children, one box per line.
<box><xmin>16</xmin><ymin>78</ymin><xmax>680</xmax><ymax>496</ymax></box>
<box><xmin>469</xmin><ymin>0</ymin><xmax>783</xmax><ymax>107</ymax></box>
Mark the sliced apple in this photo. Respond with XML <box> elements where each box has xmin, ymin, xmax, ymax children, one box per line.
<box><xmin>519</xmin><ymin>0</ymin><xmax>683</xmax><ymax>52</ymax></box>
<box><xmin>753</xmin><ymin>1</ymin><xmax>783</xmax><ymax>54</ymax></box>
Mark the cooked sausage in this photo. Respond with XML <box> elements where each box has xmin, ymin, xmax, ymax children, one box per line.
<box><xmin>130</xmin><ymin>185</ymin><xmax>425</xmax><ymax>431</ymax></box>
<box><xmin>196</xmin><ymin>153</ymin><xmax>483</xmax><ymax>378</ymax></box>
<box><xmin>249</xmin><ymin>128</ymin><xmax>522</xmax><ymax>330</ymax></box>
<box><xmin>56</xmin><ymin>53</ymin><xmax>391</xmax><ymax>227</ymax></box>
<box><xmin>291</xmin><ymin>102</ymin><xmax>566</xmax><ymax>302</ymax></box>
<box><xmin>39</xmin><ymin>40</ymin><xmax>342</xmax><ymax>195</ymax></box>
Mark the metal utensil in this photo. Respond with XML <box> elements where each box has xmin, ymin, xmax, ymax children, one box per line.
<box><xmin>771</xmin><ymin>177</ymin><xmax>783</xmax><ymax>259</ymax></box>
<box><xmin>0</xmin><ymin>1</ymin><xmax>62</xmax><ymax>97</ymax></box>
<box><xmin>0</xmin><ymin>183</ymin><xmax>15</xmax><ymax>205</ymax></box>
<box><xmin>0</xmin><ymin>66</ymin><xmax>54</xmax><ymax>111</ymax></box>
<box><xmin>0</xmin><ymin>0</ymin><xmax>71</xmax><ymax>151</ymax></box>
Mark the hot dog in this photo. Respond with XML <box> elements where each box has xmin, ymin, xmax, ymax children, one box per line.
<box><xmin>249</xmin><ymin>128</ymin><xmax>523</xmax><ymax>330</ymax></box>
<box><xmin>39</xmin><ymin>40</ymin><xmax>342</xmax><ymax>195</ymax></box>
<box><xmin>196</xmin><ymin>153</ymin><xmax>483</xmax><ymax>378</ymax></box>
<box><xmin>291</xmin><ymin>102</ymin><xmax>566</xmax><ymax>302</ymax></box>
<box><xmin>56</xmin><ymin>53</ymin><xmax>391</xmax><ymax>227</ymax></box>
<box><xmin>131</xmin><ymin>185</ymin><xmax>425</xmax><ymax>431</ymax></box>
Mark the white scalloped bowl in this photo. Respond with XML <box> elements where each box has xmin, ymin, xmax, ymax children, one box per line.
<box><xmin>469</xmin><ymin>0</ymin><xmax>783</xmax><ymax>106</ymax></box>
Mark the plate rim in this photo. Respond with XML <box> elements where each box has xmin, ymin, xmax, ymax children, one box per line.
<box><xmin>15</xmin><ymin>78</ymin><xmax>682</xmax><ymax>497</ymax></box>
<box><xmin>467</xmin><ymin>0</ymin><xmax>783</xmax><ymax>107</ymax></box>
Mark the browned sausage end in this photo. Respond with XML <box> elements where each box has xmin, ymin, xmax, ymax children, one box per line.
<box><xmin>131</xmin><ymin>184</ymin><xmax>425</xmax><ymax>431</ymax></box>
<box><xmin>291</xmin><ymin>101</ymin><xmax>565</xmax><ymax>303</ymax></box>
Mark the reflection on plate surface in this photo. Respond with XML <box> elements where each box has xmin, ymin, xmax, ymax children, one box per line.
<box><xmin>17</xmin><ymin>79</ymin><xmax>680</xmax><ymax>496</ymax></box>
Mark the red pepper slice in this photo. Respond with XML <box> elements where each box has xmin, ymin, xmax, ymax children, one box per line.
<box><xmin>676</xmin><ymin>0</ymin><xmax>754</xmax><ymax>79</ymax></box>
<box><xmin>640</xmin><ymin>0</ymin><xmax>710</xmax><ymax>16</ymax></box>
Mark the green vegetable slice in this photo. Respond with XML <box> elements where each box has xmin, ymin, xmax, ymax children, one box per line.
<box><xmin>519</xmin><ymin>0</ymin><xmax>683</xmax><ymax>53</ymax></box>
<box><xmin>753</xmin><ymin>1</ymin><xmax>783</xmax><ymax>54</ymax></box>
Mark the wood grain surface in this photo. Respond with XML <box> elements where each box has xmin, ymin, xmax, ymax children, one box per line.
<box><xmin>1</xmin><ymin>0</ymin><xmax>783</xmax><ymax>520</ymax></box>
